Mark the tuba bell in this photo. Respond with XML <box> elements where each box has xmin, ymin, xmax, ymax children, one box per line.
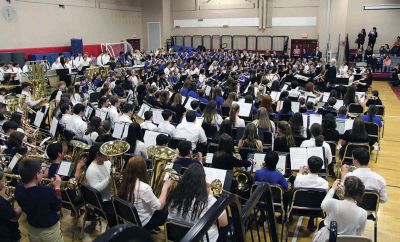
<box><xmin>147</xmin><ymin>145</ymin><xmax>176</xmax><ymax>192</ymax></box>
<box><xmin>70</xmin><ymin>140</ymin><xmax>91</xmax><ymax>165</ymax></box>
<box><xmin>233</xmin><ymin>167</ymin><xmax>253</xmax><ymax>193</ymax></box>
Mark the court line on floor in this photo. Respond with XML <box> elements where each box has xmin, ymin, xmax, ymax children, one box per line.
<box><xmin>387</xmin><ymin>184</ymin><xmax>400</xmax><ymax>189</ymax></box>
<box><xmin>291</xmin><ymin>216</ymin><xmax>303</xmax><ymax>242</ymax></box>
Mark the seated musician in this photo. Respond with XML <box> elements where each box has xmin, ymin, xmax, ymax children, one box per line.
<box><xmin>322</xmin><ymin>114</ymin><xmax>340</xmax><ymax>143</ymax></box>
<box><xmin>85</xmin><ymin>144</ymin><xmax>117</xmax><ymax>227</ymax></box>
<box><xmin>175</xmin><ymin>111</ymin><xmax>207</xmax><ymax>150</ymax></box>
<box><xmin>84</xmin><ymin>116</ymin><xmax>101</xmax><ymax>145</ymax></box>
<box><xmin>21</xmin><ymin>82</ymin><xmax>45</xmax><ymax>109</ymax></box>
<box><xmin>341</xmin><ymin>148</ymin><xmax>387</xmax><ymax>203</ymax></box>
<box><xmin>44</xmin><ymin>143</ymin><xmax>67</xmax><ymax>178</ymax></box>
<box><xmin>294</xmin><ymin>156</ymin><xmax>329</xmax><ymax>230</ymax></box>
<box><xmin>58</xmin><ymin>103</ymin><xmax>72</xmax><ymax>128</ymax></box>
<box><xmin>156</xmin><ymin>109</ymin><xmax>176</xmax><ymax>137</ymax></box>
<box><xmin>276</xmin><ymin>99</ymin><xmax>294</xmax><ymax>120</ymax></box>
<box><xmin>118</xmin><ymin>157</ymin><xmax>171</xmax><ymax>231</ymax></box>
<box><xmin>212</xmin><ymin>133</ymin><xmax>250</xmax><ymax>170</ymax></box>
<box><xmin>336</xmin><ymin>106</ymin><xmax>347</xmax><ymax>119</ymax></box>
<box><xmin>140</xmin><ymin>111</ymin><xmax>158</xmax><ymax>131</ymax></box>
<box><xmin>126</xmin><ymin>123</ymin><xmax>148</xmax><ymax>159</ymax></box>
<box><xmin>174</xmin><ymin>140</ymin><xmax>202</xmax><ymax>168</ymax></box>
<box><xmin>49</xmin><ymin>81</ymin><xmax>66</xmax><ymax>103</ymax></box>
<box><xmin>95</xmin><ymin>120</ymin><xmax>115</xmax><ymax>143</ymax></box>
<box><xmin>274</xmin><ymin>121</ymin><xmax>296</xmax><ymax>152</ymax></box>
<box><xmin>65</xmin><ymin>103</ymin><xmax>87</xmax><ymax>139</ymax></box>
<box><xmin>254</xmin><ymin>151</ymin><xmax>288</xmax><ymax>190</ymax></box>
<box><xmin>166</xmin><ymin>163</ymin><xmax>228</xmax><ymax>242</ymax></box>
<box><xmin>226</xmin><ymin>103</ymin><xmax>245</xmax><ymax>128</ymax></box>
<box><xmin>202</xmin><ymin>100</ymin><xmax>223</xmax><ymax>129</ymax></box>
<box><xmin>252</xmin><ymin>107</ymin><xmax>275</xmax><ymax>133</ymax></box>
<box><xmin>300</xmin><ymin>124</ymin><xmax>333</xmax><ymax>166</ymax></box>
<box><xmin>304</xmin><ymin>102</ymin><xmax>317</xmax><ymax>115</ymax></box>
<box><xmin>339</xmin><ymin>118</ymin><xmax>369</xmax><ymax>158</ymax></box>
<box><xmin>361</xmin><ymin>105</ymin><xmax>382</xmax><ymax>128</ymax></box>
<box><xmin>237</xmin><ymin>123</ymin><xmax>263</xmax><ymax>152</ymax></box>
<box><xmin>313</xmin><ymin>177</ymin><xmax>367</xmax><ymax>242</ymax></box>
<box><xmin>318</xmin><ymin>97</ymin><xmax>337</xmax><ymax>114</ymax></box>
<box><xmin>15</xmin><ymin>159</ymin><xmax>63</xmax><ymax>242</ymax></box>
<box><xmin>0</xmin><ymin>167</ymin><xmax>22</xmax><ymax>242</ymax></box>
<box><xmin>108</xmin><ymin>96</ymin><xmax>120</xmax><ymax>127</ymax></box>
<box><xmin>2</xmin><ymin>121</ymin><xmax>18</xmax><ymax>136</ymax></box>
<box><xmin>116</xmin><ymin>103</ymin><xmax>134</xmax><ymax>124</ymax></box>
<box><xmin>9</xmin><ymin>112</ymin><xmax>25</xmax><ymax>132</ymax></box>
<box><xmin>98</xmin><ymin>96</ymin><xmax>110</xmax><ymax>113</ymax></box>
<box><xmin>4</xmin><ymin>131</ymin><xmax>27</xmax><ymax>174</ymax></box>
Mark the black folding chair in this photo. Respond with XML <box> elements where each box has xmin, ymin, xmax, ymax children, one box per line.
<box><xmin>358</xmin><ymin>191</ymin><xmax>380</xmax><ymax>242</ymax></box>
<box><xmin>375</xmin><ymin>105</ymin><xmax>385</xmax><ymax>138</ymax></box>
<box><xmin>112</xmin><ymin>196</ymin><xmax>142</xmax><ymax>226</ymax></box>
<box><xmin>238</xmin><ymin>147</ymin><xmax>258</xmax><ymax>162</ymax></box>
<box><xmin>340</xmin><ymin>143</ymin><xmax>370</xmax><ymax>167</ymax></box>
<box><xmin>278</xmin><ymin>114</ymin><xmax>292</xmax><ymax>122</ymax></box>
<box><xmin>293</xmin><ymin>136</ymin><xmax>307</xmax><ymax>147</ymax></box>
<box><xmin>207</xmin><ymin>142</ymin><xmax>219</xmax><ymax>153</ymax></box>
<box><xmin>202</xmin><ymin>123</ymin><xmax>218</xmax><ymax>140</ymax></box>
<box><xmin>168</xmin><ymin>137</ymin><xmax>187</xmax><ymax>150</ymax></box>
<box><xmin>364</xmin><ymin>122</ymin><xmax>381</xmax><ymax>163</ymax></box>
<box><xmin>164</xmin><ymin>219</ymin><xmax>192</xmax><ymax>242</ymax></box>
<box><xmin>232</xmin><ymin>127</ymin><xmax>245</xmax><ymax>144</ymax></box>
<box><xmin>286</xmin><ymin>188</ymin><xmax>327</xmax><ymax>241</ymax></box>
<box><xmin>348</xmin><ymin>103</ymin><xmax>364</xmax><ymax>117</ymax></box>
<box><xmin>93</xmin><ymin>224</ymin><xmax>154</xmax><ymax>242</ymax></box>
<box><xmin>258</xmin><ymin>128</ymin><xmax>273</xmax><ymax>148</ymax></box>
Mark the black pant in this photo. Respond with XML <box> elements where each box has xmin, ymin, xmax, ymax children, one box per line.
<box><xmin>144</xmin><ymin>210</ymin><xmax>168</xmax><ymax>230</ymax></box>
<box><xmin>102</xmin><ymin>201</ymin><xmax>117</xmax><ymax>227</ymax></box>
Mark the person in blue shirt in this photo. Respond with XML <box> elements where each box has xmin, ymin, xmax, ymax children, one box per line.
<box><xmin>254</xmin><ymin>151</ymin><xmax>288</xmax><ymax>190</ymax></box>
<box><xmin>277</xmin><ymin>98</ymin><xmax>294</xmax><ymax>120</ymax></box>
<box><xmin>336</xmin><ymin>106</ymin><xmax>348</xmax><ymax>119</ymax></box>
<box><xmin>197</xmin><ymin>89</ymin><xmax>208</xmax><ymax>104</ymax></box>
<box><xmin>190</xmin><ymin>100</ymin><xmax>202</xmax><ymax>117</ymax></box>
<box><xmin>93</xmin><ymin>74</ymin><xmax>103</xmax><ymax>88</ymax></box>
<box><xmin>305</xmin><ymin>101</ymin><xmax>317</xmax><ymax>115</ymax></box>
<box><xmin>361</xmin><ymin>105</ymin><xmax>382</xmax><ymax>127</ymax></box>
<box><xmin>174</xmin><ymin>140</ymin><xmax>202</xmax><ymax>168</ymax></box>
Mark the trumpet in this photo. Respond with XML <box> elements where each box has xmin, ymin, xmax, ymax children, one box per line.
<box><xmin>41</xmin><ymin>177</ymin><xmax>78</xmax><ymax>190</ymax></box>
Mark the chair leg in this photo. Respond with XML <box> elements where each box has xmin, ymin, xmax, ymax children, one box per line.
<box><xmin>280</xmin><ymin>213</ymin><xmax>285</xmax><ymax>242</ymax></box>
<box><xmin>80</xmin><ymin>208</ymin><xmax>88</xmax><ymax>240</ymax></box>
<box><xmin>285</xmin><ymin>216</ymin><xmax>289</xmax><ymax>242</ymax></box>
<box><xmin>374</xmin><ymin>220</ymin><xmax>377</xmax><ymax>242</ymax></box>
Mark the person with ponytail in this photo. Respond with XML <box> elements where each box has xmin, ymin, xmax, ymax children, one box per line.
<box><xmin>227</xmin><ymin>103</ymin><xmax>245</xmax><ymax>128</ymax></box>
<box><xmin>361</xmin><ymin>105</ymin><xmax>382</xmax><ymax>127</ymax></box>
<box><xmin>274</xmin><ymin>121</ymin><xmax>296</xmax><ymax>152</ymax></box>
<box><xmin>300</xmin><ymin>123</ymin><xmax>333</xmax><ymax>165</ymax></box>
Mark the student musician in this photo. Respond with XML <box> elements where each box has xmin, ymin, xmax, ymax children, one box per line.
<box><xmin>65</xmin><ymin>103</ymin><xmax>88</xmax><ymax>139</ymax></box>
<box><xmin>21</xmin><ymin>82</ymin><xmax>45</xmax><ymax>109</ymax></box>
<box><xmin>116</xmin><ymin>103</ymin><xmax>134</xmax><ymax>124</ymax></box>
<box><xmin>140</xmin><ymin>111</ymin><xmax>158</xmax><ymax>131</ymax></box>
<box><xmin>15</xmin><ymin>159</ymin><xmax>63</xmax><ymax>242</ymax></box>
<box><xmin>254</xmin><ymin>151</ymin><xmax>288</xmax><ymax>190</ymax></box>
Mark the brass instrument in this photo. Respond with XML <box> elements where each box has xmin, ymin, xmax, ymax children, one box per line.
<box><xmin>147</xmin><ymin>145</ymin><xmax>176</xmax><ymax>193</ymax></box>
<box><xmin>336</xmin><ymin>166</ymin><xmax>357</xmax><ymax>199</ymax></box>
<box><xmin>41</xmin><ymin>177</ymin><xmax>78</xmax><ymax>190</ymax></box>
<box><xmin>84</xmin><ymin>66</ymin><xmax>100</xmax><ymax>79</ymax></box>
<box><xmin>101</xmin><ymin>65</ymin><xmax>110</xmax><ymax>78</ymax></box>
<box><xmin>5</xmin><ymin>96</ymin><xmax>19</xmax><ymax>113</ymax></box>
<box><xmin>99</xmin><ymin>140</ymin><xmax>130</xmax><ymax>194</ymax></box>
<box><xmin>70</xmin><ymin>140</ymin><xmax>91</xmax><ymax>166</ymax></box>
<box><xmin>233</xmin><ymin>167</ymin><xmax>253</xmax><ymax>193</ymax></box>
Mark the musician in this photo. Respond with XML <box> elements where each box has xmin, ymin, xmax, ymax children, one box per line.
<box><xmin>2</xmin><ymin>121</ymin><xmax>19</xmax><ymax>136</ymax></box>
<box><xmin>44</xmin><ymin>143</ymin><xmax>66</xmax><ymax>178</ymax></box>
<box><xmin>174</xmin><ymin>140</ymin><xmax>202</xmax><ymax>168</ymax></box>
<box><xmin>58</xmin><ymin>103</ymin><xmax>72</xmax><ymax>128</ymax></box>
<box><xmin>227</xmin><ymin>103</ymin><xmax>245</xmax><ymax>128</ymax></box>
<box><xmin>49</xmin><ymin>81</ymin><xmax>66</xmax><ymax>103</ymax></box>
<box><xmin>11</xmin><ymin>63</ymin><xmax>22</xmax><ymax>82</ymax></box>
<box><xmin>65</xmin><ymin>103</ymin><xmax>88</xmax><ymax>139</ymax></box>
<box><xmin>98</xmin><ymin>96</ymin><xmax>110</xmax><ymax>112</ymax></box>
<box><xmin>156</xmin><ymin>109</ymin><xmax>176</xmax><ymax>137</ymax></box>
<box><xmin>313</xmin><ymin>177</ymin><xmax>367</xmax><ymax>242</ymax></box>
<box><xmin>85</xmin><ymin>144</ymin><xmax>116</xmax><ymax>226</ymax></box>
<box><xmin>166</xmin><ymin>163</ymin><xmax>228</xmax><ymax>242</ymax></box>
<box><xmin>212</xmin><ymin>133</ymin><xmax>250</xmax><ymax>170</ymax></box>
<box><xmin>300</xmin><ymin>123</ymin><xmax>333</xmax><ymax>165</ymax></box>
<box><xmin>254</xmin><ymin>151</ymin><xmax>288</xmax><ymax>190</ymax></box>
<box><xmin>15</xmin><ymin>159</ymin><xmax>63</xmax><ymax>242</ymax></box>
<box><xmin>22</xmin><ymin>60</ymin><xmax>31</xmax><ymax>73</ymax></box>
<box><xmin>175</xmin><ymin>111</ymin><xmax>207</xmax><ymax>150</ymax></box>
<box><xmin>0</xmin><ymin>167</ymin><xmax>22</xmax><ymax>242</ymax></box>
<box><xmin>97</xmin><ymin>51</ymin><xmax>110</xmax><ymax>67</ymax></box>
<box><xmin>125</xmin><ymin>123</ymin><xmax>148</xmax><ymax>159</ymax></box>
<box><xmin>51</xmin><ymin>59</ymin><xmax>63</xmax><ymax>70</ymax></box>
<box><xmin>21</xmin><ymin>82</ymin><xmax>45</xmax><ymax>108</ymax></box>
<box><xmin>341</xmin><ymin>148</ymin><xmax>387</xmax><ymax>203</ymax></box>
<box><xmin>238</xmin><ymin>123</ymin><xmax>263</xmax><ymax>152</ymax></box>
<box><xmin>108</xmin><ymin>96</ymin><xmax>120</xmax><ymax>127</ymax></box>
<box><xmin>140</xmin><ymin>111</ymin><xmax>158</xmax><ymax>131</ymax></box>
<box><xmin>325</xmin><ymin>59</ymin><xmax>337</xmax><ymax>86</ymax></box>
<box><xmin>81</xmin><ymin>54</ymin><xmax>91</xmax><ymax>67</ymax></box>
<box><xmin>84</xmin><ymin>117</ymin><xmax>101</xmax><ymax>145</ymax></box>
<box><xmin>318</xmin><ymin>97</ymin><xmax>337</xmax><ymax>114</ymax></box>
<box><xmin>116</xmin><ymin>103</ymin><xmax>134</xmax><ymax>124</ymax></box>
<box><xmin>4</xmin><ymin>131</ymin><xmax>28</xmax><ymax>173</ymax></box>
<box><xmin>74</xmin><ymin>53</ymin><xmax>84</xmax><ymax>71</ymax></box>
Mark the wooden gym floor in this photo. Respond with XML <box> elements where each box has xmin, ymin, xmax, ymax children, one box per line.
<box><xmin>11</xmin><ymin>81</ymin><xmax>400</xmax><ymax>242</ymax></box>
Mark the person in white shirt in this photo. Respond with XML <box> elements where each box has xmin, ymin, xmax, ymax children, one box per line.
<box><xmin>11</xmin><ymin>63</ymin><xmax>22</xmax><ymax>81</ymax></box>
<box><xmin>108</xmin><ymin>96</ymin><xmax>120</xmax><ymax>127</ymax></box>
<box><xmin>51</xmin><ymin>60</ymin><xmax>63</xmax><ymax>70</ymax></box>
<box><xmin>226</xmin><ymin>103</ymin><xmax>245</xmax><ymax>128</ymax></box>
<box><xmin>164</xmin><ymin>63</ymin><xmax>171</xmax><ymax>78</ymax></box>
<box><xmin>74</xmin><ymin>53</ymin><xmax>84</xmax><ymax>71</ymax></box>
<box><xmin>118</xmin><ymin>156</ymin><xmax>171</xmax><ymax>229</ymax></box>
<box><xmin>97</xmin><ymin>51</ymin><xmax>110</xmax><ymax>66</ymax></box>
<box><xmin>341</xmin><ymin>148</ymin><xmax>388</xmax><ymax>203</ymax></box>
<box><xmin>126</xmin><ymin>123</ymin><xmax>148</xmax><ymax>159</ymax></box>
<box><xmin>21</xmin><ymin>82</ymin><xmax>44</xmax><ymax>108</ymax></box>
<box><xmin>156</xmin><ymin>109</ymin><xmax>176</xmax><ymax>137</ymax></box>
<box><xmin>300</xmin><ymin>123</ymin><xmax>332</xmax><ymax>165</ymax></box>
<box><xmin>58</xmin><ymin>103</ymin><xmax>72</xmax><ymax>128</ymax></box>
<box><xmin>65</xmin><ymin>103</ymin><xmax>88</xmax><ymax>139</ymax></box>
<box><xmin>140</xmin><ymin>110</ymin><xmax>158</xmax><ymax>131</ymax></box>
<box><xmin>64</xmin><ymin>58</ymin><xmax>73</xmax><ymax>74</ymax></box>
<box><xmin>85</xmin><ymin>144</ymin><xmax>116</xmax><ymax>226</ymax></box>
<box><xmin>81</xmin><ymin>54</ymin><xmax>91</xmax><ymax>67</ymax></box>
<box><xmin>166</xmin><ymin>163</ymin><xmax>228</xmax><ymax>242</ymax></box>
<box><xmin>116</xmin><ymin>103</ymin><xmax>134</xmax><ymax>124</ymax></box>
<box><xmin>202</xmin><ymin>100</ymin><xmax>223</xmax><ymax>129</ymax></box>
<box><xmin>83</xmin><ymin>116</ymin><xmax>101</xmax><ymax>145</ymax></box>
<box><xmin>175</xmin><ymin>111</ymin><xmax>207</xmax><ymax>150</ymax></box>
<box><xmin>22</xmin><ymin>60</ymin><xmax>31</xmax><ymax>73</ymax></box>
<box><xmin>313</xmin><ymin>177</ymin><xmax>367</xmax><ymax>242</ymax></box>
<box><xmin>128</xmin><ymin>70</ymin><xmax>139</xmax><ymax>87</ymax></box>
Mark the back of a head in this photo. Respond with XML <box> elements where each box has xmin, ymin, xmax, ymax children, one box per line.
<box><xmin>19</xmin><ymin>159</ymin><xmax>42</xmax><ymax>184</ymax></box>
<box><xmin>306</xmin><ymin>101</ymin><xmax>314</xmax><ymax>110</ymax></box>
<box><xmin>352</xmin><ymin>148</ymin><xmax>370</xmax><ymax>166</ymax></box>
<box><xmin>122</xmin><ymin>103</ymin><xmax>135</xmax><ymax>114</ymax></box>
<box><xmin>156</xmin><ymin>134</ymin><xmax>170</xmax><ymax>146</ymax></box>
<box><xmin>327</xmin><ymin>97</ymin><xmax>337</xmax><ymax>106</ymax></box>
<box><xmin>219</xmin><ymin>119</ymin><xmax>232</xmax><ymax>135</ymax></box>
<box><xmin>308</xmin><ymin>156</ymin><xmax>323</xmax><ymax>173</ymax></box>
<box><xmin>185</xmin><ymin>110</ymin><xmax>196</xmax><ymax>122</ymax></box>
<box><xmin>60</xmin><ymin>103</ymin><xmax>70</xmax><ymax>114</ymax></box>
<box><xmin>338</xmin><ymin>106</ymin><xmax>347</xmax><ymax>115</ymax></box>
<box><xmin>344</xmin><ymin>176</ymin><xmax>365</xmax><ymax>203</ymax></box>
<box><xmin>264</xmin><ymin>151</ymin><xmax>279</xmax><ymax>170</ymax></box>
<box><xmin>144</xmin><ymin>111</ymin><xmax>153</xmax><ymax>121</ymax></box>
<box><xmin>178</xmin><ymin>140</ymin><xmax>192</xmax><ymax>156</ymax></box>
<box><xmin>161</xmin><ymin>109</ymin><xmax>173</xmax><ymax>121</ymax></box>
<box><xmin>310</xmin><ymin>123</ymin><xmax>324</xmax><ymax>146</ymax></box>
<box><xmin>73</xmin><ymin>103</ymin><xmax>85</xmax><ymax>114</ymax></box>
<box><xmin>2</xmin><ymin>121</ymin><xmax>18</xmax><ymax>133</ymax></box>
<box><xmin>190</xmin><ymin>100</ymin><xmax>200</xmax><ymax>110</ymax></box>
<box><xmin>218</xmin><ymin>133</ymin><xmax>233</xmax><ymax>153</ymax></box>
<box><xmin>46</xmin><ymin>142</ymin><xmax>63</xmax><ymax>161</ymax></box>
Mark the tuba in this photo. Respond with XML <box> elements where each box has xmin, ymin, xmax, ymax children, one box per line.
<box><xmin>147</xmin><ymin>145</ymin><xmax>176</xmax><ymax>191</ymax></box>
<box><xmin>70</xmin><ymin>140</ymin><xmax>91</xmax><ymax>165</ymax></box>
<box><xmin>233</xmin><ymin>167</ymin><xmax>253</xmax><ymax>193</ymax></box>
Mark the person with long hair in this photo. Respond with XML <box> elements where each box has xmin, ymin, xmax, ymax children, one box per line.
<box><xmin>274</xmin><ymin>121</ymin><xmax>296</xmax><ymax>152</ymax></box>
<box><xmin>218</xmin><ymin>119</ymin><xmax>232</xmax><ymax>137</ymax></box>
<box><xmin>322</xmin><ymin>113</ymin><xmax>340</xmax><ymax>142</ymax></box>
<box><xmin>277</xmin><ymin>98</ymin><xmax>293</xmax><ymax>120</ymax></box>
<box><xmin>4</xmin><ymin>131</ymin><xmax>27</xmax><ymax>174</ymax></box>
<box><xmin>301</xmin><ymin>123</ymin><xmax>333</xmax><ymax>165</ymax></box>
<box><xmin>203</xmin><ymin>100</ymin><xmax>223</xmax><ymax>128</ymax></box>
<box><xmin>222</xmin><ymin>92</ymin><xmax>237</xmax><ymax>108</ymax></box>
<box><xmin>340</xmin><ymin>118</ymin><xmax>369</xmax><ymax>158</ymax></box>
<box><xmin>211</xmin><ymin>86</ymin><xmax>224</xmax><ymax>112</ymax></box>
<box><xmin>289</xmin><ymin>112</ymin><xmax>306</xmax><ymax>137</ymax></box>
<box><xmin>260</xmin><ymin>95</ymin><xmax>274</xmax><ymax>113</ymax></box>
<box><xmin>169</xmin><ymin>93</ymin><xmax>186</xmax><ymax>123</ymax></box>
<box><xmin>166</xmin><ymin>163</ymin><xmax>228</xmax><ymax>242</ymax></box>
<box><xmin>84</xmin><ymin>116</ymin><xmax>101</xmax><ymax>145</ymax></box>
<box><xmin>212</xmin><ymin>133</ymin><xmax>250</xmax><ymax>170</ymax></box>
<box><xmin>313</xmin><ymin>177</ymin><xmax>367</xmax><ymax>242</ymax></box>
<box><xmin>125</xmin><ymin>122</ymin><xmax>147</xmax><ymax>159</ymax></box>
<box><xmin>252</xmin><ymin>107</ymin><xmax>275</xmax><ymax>133</ymax></box>
<box><xmin>238</xmin><ymin>123</ymin><xmax>263</xmax><ymax>151</ymax></box>
<box><xmin>118</xmin><ymin>157</ymin><xmax>171</xmax><ymax>230</ymax></box>
<box><xmin>343</xmin><ymin>85</ymin><xmax>357</xmax><ymax>106</ymax></box>
<box><xmin>227</xmin><ymin>103</ymin><xmax>245</xmax><ymax>128</ymax></box>
<box><xmin>361</xmin><ymin>105</ymin><xmax>382</xmax><ymax>127</ymax></box>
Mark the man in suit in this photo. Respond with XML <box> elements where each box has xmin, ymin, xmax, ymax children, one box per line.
<box><xmin>311</xmin><ymin>47</ymin><xmax>322</xmax><ymax>59</ymax></box>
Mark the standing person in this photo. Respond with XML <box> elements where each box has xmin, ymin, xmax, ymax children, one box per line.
<box><xmin>15</xmin><ymin>159</ymin><xmax>63</xmax><ymax>242</ymax></box>
<box><xmin>368</xmin><ymin>27</ymin><xmax>378</xmax><ymax>50</ymax></box>
<box><xmin>356</xmin><ymin>29</ymin><xmax>366</xmax><ymax>50</ymax></box>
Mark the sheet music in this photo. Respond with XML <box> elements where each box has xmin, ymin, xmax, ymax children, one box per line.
<box><xmin>122</xmin><ymin>123</ymin><xmax>129</xmax><ymax>139</ymax></box>
<box><xmin>277</xmin><ymin>155</ymin><xmax>286</xmax><ymax>174</ymax></box>
<box><xmin>309</xmin><ymin>114</ymin><xmax>322</xmax><ymax>127</ymax></box>
<box><xmin>253</xmin><ymin>153</ymin><xmax>266</xmax><ymax>171</ymax></box>
<box><xmin>282</xmin><ymin>84</ymin><xmax>288</xmax><ymax>91</ymax></box>
<box><xmin>205</xmin><ymin>85</ymin><xmax>212</xmax><ymax>96</ymax></box>
<box><xmin>196</xmin><ymin>117</ymin><xmax>204</xmax><ymax>126</ymax></box>
<box><xmin>306</xmin><ymin>147</ymin><xmax>325</xmax><ymax>168</ymax></box>
<box><xmin>270</xmin><ymin>91</ymin><xmax>281</xmax><ymax>102</ymax></box>
<box><xmin>205</xmin><ymin>153</ymin><xmax>214</xmax><ymax>164</ymax></box>
<box><xmin>143</xmin><ymin>130</ymin><xmax>161</xmax><ymax>147</ymax></box>
<box><xmin>336</xmin><ymin>119</ymin><xmax>346</xmax><ymax>134</ymax></box>
<box><xmin>203</xmin><ymin>167</ymin><xmax>227</xmax><ymax>189</ymax></box>
<box><xmin>163</xmin><ymin>162</ymin><xmax>174</xmax><ymax>181</ymax></box>
<box><xmin>151</xmin><ymin>108</ymin><xmax>164</xmax><ymax>124</ymax></box>
<box><xmin>232</xmin><ymin>101</ymin><xmax>252</xmax><ymax>117</ymax></box>
<box><xmin>292</xmin><ymin>102</ymin><xmax>300</xmax><ymax>113</ymax></box>
<box><xmin>290</xmin><ymin>147</ymin><xmax>309</xmax><ymax>170</ymax></box>
<box><xmin>184</xmin><ymin>97</ymin><xmax>197</xmax><ymax>110</ymax></box>
<box><xmin>57</xmin><ymin>161</ymin><xmax>72</xmax><ymax>177</ymax></box>
<box><xmin>85</xmin><ymin>106</ymin><xmax>93</xmax><ymax>120</ymax></box>
<box><xmin>33</xmin><ymin>111</ymin><xmax>45</xmax><ymax>127</ymax></box>
<box><xmin>322</xmin><ymin>92</ymin><xmax>330</xmax><ymax>102</ymax></box>
<box><xmin>238</xmin><ymin>98</ymin><xmax>245</xmax><ymax>103</ymax></box>
<box><xmin>0</xmin><ymin>95</ymin><xmax>5</xmax><ymax>103</ymax></box>
<box><xmin>112</xmin><ymin>122</ymin><xmax>125</xmax><ymax>139</ymax></box>
<box><xmin>50</xmin><ymin>118</ymin><xmax>58</xmax><ymax>137</ymax></box>
<box><xmin>307</xmin><ymin>96</ymin><xmax>317</xmax><ymax>104</ymax></box>
<box><xmin>95</xmin><ymin>109</ymin><xmax>108</xmax><ymax>121</ymax></box>
<box><xmin>138</xmin><ymin>103</ymin><xmax>151</xmax><ymax>119</ymax></box>
<box><xmin>334</xmin><ymin>99</ymin><xmax>344</xmax><ymax>110</ymax></box>
<box><xmin>345</xmin><ymin>119</ymin><xmax>354</xmax><ymax>131</ymax></box>
<box><xmin>8</xmin><ymin>153</ymin><xmax>21</xmax><ymax>172</ymax></box>
<box><xmin>302</xmin><ymin>114</ymin><xmax>309</xmax><ymax>129</ymax></box>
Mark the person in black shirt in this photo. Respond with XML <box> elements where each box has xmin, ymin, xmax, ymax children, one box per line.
<box><xmin>274</xmin><ymin>121</ymin><xmax>296</xmax><ymax>152</ymax></box>
<box><xmin>145</xmin><ymin>86</ymin><xmax>157</xmax><ymax>106</ymax></box>
<box><xmin>212</xmin><ymin>133</ymin><xmax>251</xmax><ymax>170</ymax></box>
<box><xmin>174</xmin><ymin>140</ymin><xmax>202</xmax><ymax>168</ymax></box>
<box><xmin>4</xmin><ymin>131</ymin><xmax>28</xmax><ymax>174</ymax></box>
<box><xmin>364</xmin><ymin>90</ymin><xmax>382</xmax><ymax>107</ymax></box>
<box><xmin>367</xmin><ymin>27</ymin><xmax>378</xmax><ymax>50</ymax></box>
<box><xmin>44</xmin><ymin>143</ymin><xmax>68</xmax><ymax>179</ymax></box>
<box><xmin>339</xmin><ymin>118</ymin><xmax>369</xmax><ymax>159</ymax></box>
<box><xmin>0</xmin><ymin>168</ymin><xmax>21</xmax><ymax>242</ymax></box>
<box><xmin>15</xmin><ymin>158</ymin><xmax>63</xmax><ymax>242</ymax></box>
<box><xmin>322</xmin><ymin>113</ymin><xmax>340</xmax><ymax>143</ymax></box>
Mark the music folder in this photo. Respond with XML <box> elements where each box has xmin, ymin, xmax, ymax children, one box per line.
<box><xmin>50</xmin><ymin>118</ymin><xmax>58</xmax><ymax>137</ymax></box>
<box><xmin>232</xmin><ymin>101</ymin><xmax>252</xmax><ymax>117</ymax></box>
<box><xmin>95</xmin><ymin>108</ymin><xmax>108</xmax><ymax>121</ymax></box>
<box><xmin>150</xmin><ymin>108</ymin><xmax>164</xmax><ymax>125</ymax></box>
<box><xmin>85</xmin><ymin>106</ymin><xmax>93</xmax><ymax>120</ymax></box>
<box><xmin>138</xmin><ymin>103</ymin><xmax>152</xmax><ymax>119</ymax></box>
<box><xmin>143</xmin><ymin>130</ymin><xmax>163</xmax><ymax>147</ymax></box>
<box><xmin>203</xmin><ymin>167</ymin><xmax>233</xmax><ymax>194</ymax></box>
<box><xmin>253</xmin><ymin>153</ymin><xmax>286</xmax><ymax>175</ymax></box>
<box><xmin>289</xmin><ymin>147</ymin><xmax>325</xmax><ymax>170</ymax></box>
<box><xmin>112</xmin><ymin>122</ymin><xmax>130</xmax><ymax>139</ymax></box>
<box><xmin>33</xmin><ymin>111</ymin><xmax>45</xmax><ymax>128</ymax></box>
<box><xmin>57</xmin><ymin>160</ymin><xmax>73</xmax><ymax>177</ymax></box>
<box><xmin>8</xmin><ymin>153</ymin><xmax>22</xmax><ymax>172</ymax></box>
